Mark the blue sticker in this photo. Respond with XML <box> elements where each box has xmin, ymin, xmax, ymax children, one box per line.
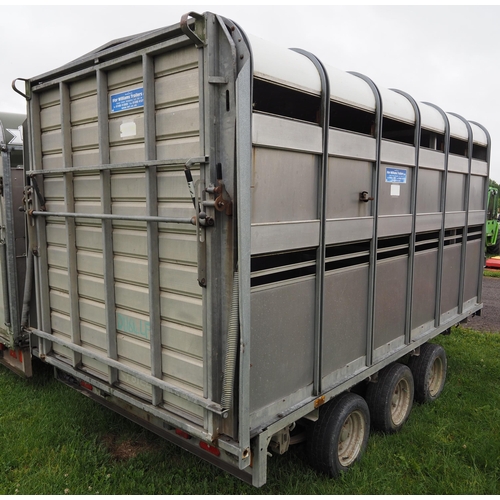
<box><xmin>110</xmin><ymin>87</ymin><xmax>144</xmax><ymax>113</ymax></box>
<box><xmin>385</xmin><ymin>167</ymin><xmax>407</xmax><ymax>184</ymax></box>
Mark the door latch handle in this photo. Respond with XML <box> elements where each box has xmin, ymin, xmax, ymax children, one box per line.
<box><xmin>359</xmin><ymin>191</ymin><xmax>374</xmax><ymax>203</ymax></box>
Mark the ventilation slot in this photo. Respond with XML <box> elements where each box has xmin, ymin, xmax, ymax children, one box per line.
<box><xmin>377</xmin><ymin>236</ymin><xmax>409</xmax><ymax>260</ymax></box>
<box><xmin>472</xmin><ymin>143</ymin><xmax>487</xmax><ymax>161</ymax></box>
<box><xmin>444</xmin><ymin>228</ymin><xmax>463</xmax><ymax>246</ymax></box>
<box><xmin>325</xmin><ymin>241</ymin><xmax>370</xmax><ymax>272</ymax></box>
<box><xmin>330</xmin><ymin>102</ymin><xmax>375</xmax><ymax>136</ymax></box>
<box><xmin>253</xmin><ymin>78</ymin><xmax>320</xmax><ymax>124</ymax></box>
<box><xmin>251</xmin><ymin>248</ymin><xmax>317</xmax><ymax>287</ymax></box>
<box><xmin>382</xmin><ymin>117</ymin><xmax>415</xmax><ymax>145</ymax></box>
<box><xmin>415</xmin><ymin>231</ymin><xmax>440</xmax><ymax>253</ymax></box>
<box><xmin>467</xmin><ymin>225</ymin><xmax>483</xmax><ymax>242</ymax></box>
<box><xmin>253</xmin><ymin>78</ymin><xmax>376</xmax><ymax>136</ymax></box>
<box><xmin>449</xmin><ymin>137</ymin><xmax>469</xmax><ymax>157</ymax></box>
<box><xmin>420</xmin><ymin>129</ymin><xmax>445</xmax><ymax>151</ymax></box>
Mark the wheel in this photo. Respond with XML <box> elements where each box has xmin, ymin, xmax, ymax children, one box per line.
<box><xmin>307</xmin><ymin>392</ymin><xmax>370</xmax><ymax>478</ymax></box>
<box><xmin>408</xmin><ymin>343</ymin><xmax>447</xmax><ymax>403</ymax></box>
<box><xmin>487</xmin><ymin>241</ymin><xmax>500</xmax><ymax>256</ymax></box>
<box><xmin>365</xmin><ymin>363</ymin><xmax>414</xmax><ymax>434</ymax></box>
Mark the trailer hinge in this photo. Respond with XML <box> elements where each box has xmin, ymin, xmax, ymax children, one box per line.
<box><xmin>204</xmin><ymin>163</ymin><xmax>232</xmax><ymax>216</ymax></box>
<box><xmin>14</xmin><ymin>328</ymin><xmax>31</xmax><ymax>348</ymax></box>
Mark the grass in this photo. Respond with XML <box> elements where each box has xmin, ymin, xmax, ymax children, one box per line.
<box><xmin>1</xmin><ymin>327</ymin><xmax>499</xmax><ymax>495</ymax></box>
<box><xmin>484</xmin><ymin>269</ymin><xmax>500</xmax><ymax>278</ymax></box>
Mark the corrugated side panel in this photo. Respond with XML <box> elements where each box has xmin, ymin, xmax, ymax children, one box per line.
<box><xmin>38</xmin><ymin>44</ymin><xmax>205</xmax><ymax>424</ymax></box>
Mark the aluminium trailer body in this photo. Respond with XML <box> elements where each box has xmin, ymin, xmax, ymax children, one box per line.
<box><xmin>7</xmin><ymin>11</ymin><xmax>490</xmax><ymax>486</ymax></box>
<box><xmin>0</xmin><ymin>112</ymin><xmax>31</xmax><ymax>376</ymax></box>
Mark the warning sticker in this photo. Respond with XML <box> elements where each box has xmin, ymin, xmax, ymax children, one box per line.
<box><xmin>385</xmin><ymin>167</ymin><xmax>407</xmax><ymax>184</ymax></box>
<box><xmin>110</xmin><ymin>88</ymin><xmax>144</xmax><ymax>113</ymax></box>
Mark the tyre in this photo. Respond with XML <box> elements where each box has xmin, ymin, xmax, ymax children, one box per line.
<box><xmin>407</xmin><ymin>343</ymin><xmax>447</xmax><ymax>403</ymax></box>
<box><xmin>307</xmin><ymin>392</ymin><xmax>370</xmax><ymax>478</ymax></box>
<box><xmin>488</xmin><ymin>239</ymin><xmax>500</xmax><ymax>256</ymax></box>
<box><xmin>365</xmin><ymin>363</ymin><xmax>414</xmax><ymax>434</ymax></box>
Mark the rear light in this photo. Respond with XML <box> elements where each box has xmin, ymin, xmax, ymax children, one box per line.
<box><xmin>8</xmin><ymin>349</ymin><xmax>22</xmax><ymax>362</ymax></box>
<box><xmin>0</xmin><ymin>343</ymin><xmax>5</xmax><ymax>350</ymax></box>
<box><xmin>175</xmin><ymin>429</ymin><xmax>191</xmax><ymax>439</ymax></box>
<box><xmin>80</xmin><ymin>381</ymin><xmax>93</xmax><ymax>391</ymax></box>
<box><xmin>200</xmin><ymin>441</ymin><xmax>221</xmax><ymax>457</ymax></box>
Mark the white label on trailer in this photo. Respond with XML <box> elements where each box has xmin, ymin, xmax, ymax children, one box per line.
<box><xmin>120</xmin><ymin>121</ymin><xmax>137</xmax><ymax>138</ymax></box>
<box><xmin>390</xmin><ymin>184</ymin><xmax>401</xmax><ymax>197</ymax></box>
<box><xmin>385</xmin><ymin>167</ymin><xmax>407</xmax><ymax>184</ymax></box>
<box><xmin>110</xmin><ymin>87</ymin><xmax>144</xmax><ymax>113</ymax></box>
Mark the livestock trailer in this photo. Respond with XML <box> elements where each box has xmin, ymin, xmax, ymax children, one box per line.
<box><xmin>3</xmin><ymin>11</ymin><xmax>491</xmax><ymax>486</ymax></box>
<box><xmin>0</xmin><ymin>112</ymin><xmax>31</xmax><ymax>376</ymax></box>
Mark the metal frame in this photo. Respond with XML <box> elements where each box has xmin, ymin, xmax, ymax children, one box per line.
<box><xmin>230</xmin><ymin>18</ymin><xmax>253</xmax><ymax>472</ymax></box>
<box><xmin>391</xmin><ymin>89</ymin><xmax>421</xmax><ymax>345</ymax></box>
<box><xmin>470</xmin><ymin>121</ymin><xmax>492</xmax><ymax>305</ymax></box>
<box><xmin>448</xmin><ymin>113</ymin><xmax>473</xmax><ymax>314</ymax></box>
<box><xmin>348</xmin><ymin>71</ymin><xmax>383</xmax><ymax>368</ymax></box>
<box><xmin>422</xmin><ymin>102</ymin><xmax>450</xmax><ymax>327</ymax></box>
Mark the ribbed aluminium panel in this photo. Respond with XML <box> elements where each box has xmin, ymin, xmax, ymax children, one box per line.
<box><xmin>38</xmin><ymin>43</ymin><xmax>204</xmax><ymax>422</ymax></box>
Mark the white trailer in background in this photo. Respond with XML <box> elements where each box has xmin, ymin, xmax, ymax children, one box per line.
<box><xmin>3</xmin><ymin>11</ymin><xmax>490</xmax><ymax>486</ymax></box>
<box><xmin>0</xmin><ymin>112</ymin><xmax>31</xmax><ymax>376</ymax></box>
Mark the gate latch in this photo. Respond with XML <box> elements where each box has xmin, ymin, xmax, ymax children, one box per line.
<box><xmin>359</xmin><ymin>191</ymin><xmax>374</xmax><ymax>203</ymax></box>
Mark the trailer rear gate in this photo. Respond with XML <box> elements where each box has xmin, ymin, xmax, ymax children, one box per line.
<box><xmin>36</xmin><ymin>42</ymin><xmax>205</xmax><ymax>421</ymax></box>
<box><xmin>4</xmin><ymin>11</ymin><xmax>490</xmax><ymax>487</ymax></box>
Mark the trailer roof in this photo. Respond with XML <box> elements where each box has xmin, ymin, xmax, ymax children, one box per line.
<box><xmin>249</xmin><ymin>32</ymin><xmax>488</xmax><ymax>146</ymax></box>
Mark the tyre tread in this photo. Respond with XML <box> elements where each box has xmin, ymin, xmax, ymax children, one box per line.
<box><xmin>408</xmin><ymin>342</ymin><xmax>447</xmax><ymax>403</ymax></box>
<box><xmin>365</xmin><ymin>362</ymin><xmax>414</xmax><ymax>434</ymax></box>
<box><xmin>307</xmin><ymin>392</ymin><xmax>370</xmax><ymax>477</ymax></box>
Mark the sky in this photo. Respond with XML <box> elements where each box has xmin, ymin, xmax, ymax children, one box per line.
<box><xmin>2</xmin><ymin>3</ymin><xmax>499</xmax><ymax>180</ymax></box>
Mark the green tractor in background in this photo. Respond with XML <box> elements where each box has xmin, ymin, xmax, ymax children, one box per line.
<box><xmin>486</xmin><ymin>184</ymin><xmax>500</xmax><ymax>255</ymax></box>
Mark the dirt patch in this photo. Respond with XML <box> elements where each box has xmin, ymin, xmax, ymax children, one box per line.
<box><xmin>464</xmin><ymin>276</ymin><xmax>500</xmax><ymax>333</ymax></box>
<box><xmin>102</xmin><ymin>433</ymin><xmax>160</xmax><ymax>461</ymax></box>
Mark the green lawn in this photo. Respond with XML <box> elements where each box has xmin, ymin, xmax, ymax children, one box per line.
<box><xmin>1</xmin><ymin>327</ymin><xmax>499</xmax><ymax>495</ymax></box>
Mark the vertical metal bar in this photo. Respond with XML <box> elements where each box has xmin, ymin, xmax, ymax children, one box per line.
<box><xmin>423</xmin><ymin>102</ymin><xmax>450</xmax><ymax>327</ymax></box>
<box><xmin>1</xmin><ymin>150</ymin><xmax>20</xmax><ymax>340</ymax></box>
<box><xmin>143</xmin><ymin>53</ymin><xmax>163</xmax><ymax>406</ymax></box>
<box><xmin>449</xmin><ymin>113</ymin><xmax>473</xmax><ymax>314</ymax></box>
<box><xmin>60</xmin><ymin>82</ymin><xmax>82</xmax><ymax>367</ymax></box>
<box><xmin>198</xmin><ymin>17</ymin><xmax>209</xmax><ymax>409</ymax></box>
<box><xmin>29</xmin><ymin>91</ymin><xmax>52</xmax><ymax>356</ymax></box>
<box><xmin>470</xmin><ymin>121</ymin><xmax>492</xmax><ymax>305</ymax></box>
<box><xmin>392</xmin><ymin>89</ymin><xmax>421</xmax><ymax>345</ymax></box>
<box><xmin>97</xmin><ymin>69</ymin><xmax>118</xmax><ymax>385</ymax></box>
<box><xmin>207</xmin><ymin>13</ymin><xmax>237</xmax><ymax>440</ymax></box>
<box><xmin>290</xmin><ymin>48</ymin><xmax>329</xmax><ymax>396</ymax></box>
<box><xmin>235</xmin><ymin>53</ymin><xmax>253</xmax><ymax>471</ymax></box>
<box><xmin>251</xmin><ymin>432</ymin><xmax>269</xmax><ymax>488</ymax></box>
<box><xmin>348</xmin><ymin>72</ymin><xmax>383</xmax><ymax>367</ymax></box>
